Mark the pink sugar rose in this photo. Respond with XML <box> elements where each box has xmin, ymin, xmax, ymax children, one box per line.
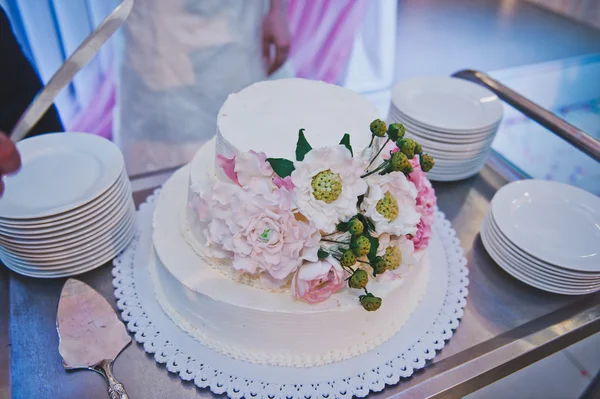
<box><xmin>216</xmin><ymin>154</ymin><xmax>240</xmax><ymax>185</ymax></box>
<box><xmin>407</xmin><ymin>157</ymin><xmax>437</xmax><ymax>249</ymax></box>
<box><xmin>193</xmin><ymin>178</ymin><xmax>320</xmax><ymax>281</ymax></box>
<box><xmin>273</xmin><ymin>175</ymin><xmax>295</xmax><ymax>191</ymax></box>
<box><xmin>292</xmin><ymin>257</ymin><xmax>346</xmax><ymax>304</ymax></box>
<box><xmin>216</xmin><ymin>150</ymin><xmax>275</xmax><ymax>188</ymax></box>
<box><xmin>410</xmin><ymin>220</ymin><xmax>433</xmax><ymax>251</ymax></box>
<box><xmin>235</xmin><ymin>150</ymin><xmax>274</xmax><ymax>187</ymax></box>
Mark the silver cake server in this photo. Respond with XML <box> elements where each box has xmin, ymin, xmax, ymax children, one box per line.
<box><xmin>57</xmin><ymin>278</ymin><xmax>131</xmax><ymax>399</ymax></box>
<box><xmin>10</xmin><ymin>0</ymin><xmax>134</xmax><ymax>142</ymax></box>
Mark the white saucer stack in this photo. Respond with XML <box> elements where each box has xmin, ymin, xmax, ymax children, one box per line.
<box><xmin>0</xmin><ymin>133</ymin><xmax>135</xmax><ymax>278</ymax></box>
<box><xmin>388</xmin><ymin>77</ymin><xmax>503</xmax><ymax>181</ymax></box>
<box><xmin>481</xmin><ymin>180</ymin><xmax>600</xmax><ymax>295</ymax></box>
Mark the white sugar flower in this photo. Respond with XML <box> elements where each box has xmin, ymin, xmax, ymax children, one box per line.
<box><xmin>291</xmin><ymin>145</ymin><xmax>368</xmax><ymax>233</ymax></box>
<box><xmin>361</xmin><ymin>173</ymin><xmax>420</xmax><ymax>237</ymax></box>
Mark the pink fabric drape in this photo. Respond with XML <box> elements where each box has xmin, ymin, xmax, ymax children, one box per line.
<box><xmin>287</xmin><ymin>0</ymin><xmax>369</xmax><ymax>83</ymax></box>
<box><xmin>71</xmin><ymin>2</ymin><xmax>368</xmax><ymax>139</ymax></box>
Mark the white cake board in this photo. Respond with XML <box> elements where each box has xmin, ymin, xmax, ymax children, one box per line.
<box><xmin>112</xmin><ymin>189</ymin><xmax>469</xmax><ymax>399</ymax></box>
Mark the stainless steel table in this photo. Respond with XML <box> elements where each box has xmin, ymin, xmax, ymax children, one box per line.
<box><xmin>3</xmin><ymin>67</ymin><xmax>600</xmax><ymax>398</ymax></box>
<box><xmin>2</xmin><ymin>157</ymin><xmax>599</xmax><ymax>399</ymax></box>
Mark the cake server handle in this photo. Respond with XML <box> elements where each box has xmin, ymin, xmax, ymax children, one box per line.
<box><xmin>92</xmin><ymin>359</ymin><xmax>130</xmax><ymax>399</ymax></box>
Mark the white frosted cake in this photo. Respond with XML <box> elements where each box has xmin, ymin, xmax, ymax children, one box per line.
<box><xmin>151</xmin><ymin>78</ymin><xmax>438</xmax><ymax>367</ymax></box>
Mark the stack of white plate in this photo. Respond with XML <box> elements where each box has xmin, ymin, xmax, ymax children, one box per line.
<box><xmin>481</xmin><ymin>180</ymin><xmax>600</xmax><ymax>295</ymax></box>
<box><xmin>388</xmin><ymin>77</ymin><xmax>504</xmax><ymax>181</ymax></box>
<box><xmin>0</xmin><ymin>133</ymin><xmax>135</xmax><ymax>278</ymax></box>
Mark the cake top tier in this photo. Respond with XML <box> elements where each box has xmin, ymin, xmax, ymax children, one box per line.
<box><xmin>217</xmin><ymin>78</ymin><xmax>379</xmax><ymax>159</ymax></box>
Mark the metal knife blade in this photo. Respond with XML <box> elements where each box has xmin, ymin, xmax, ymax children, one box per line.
<box><xmin>10</xmin><ymin>0</ymin><xmax>134</xmax><ymax>142</ymax></box>
<box><xmin>57</xmin><ymin>278</ymin><xmax>130</xmax><ymax>369</ymax></box>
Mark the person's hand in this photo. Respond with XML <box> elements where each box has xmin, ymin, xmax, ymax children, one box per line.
<box><xmin>262</xmin><ymin>0</ymin><xmax>291</xmax><ymax>76</ymax></box>
<box><xmin>0</xmin><ymin>132</ymin><xmax>21</xmax><ymax>196</ymax></box>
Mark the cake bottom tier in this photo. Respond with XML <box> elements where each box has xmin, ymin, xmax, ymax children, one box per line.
<box><xmin>151</xmin><ymin>163</ymin><xmax>431</xmax><ymax>367</ymax></box>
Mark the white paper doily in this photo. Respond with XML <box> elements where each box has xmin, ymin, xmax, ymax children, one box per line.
<box><xmin>112</xmin><ymin>190</ymin><xmax>469</xmax><ymax>399</ymax></box>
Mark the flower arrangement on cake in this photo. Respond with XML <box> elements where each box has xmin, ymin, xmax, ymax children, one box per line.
<box><xmin>191</xmin><ymin>119</ymin><xmax>436</xmax><ymax>311</ymax></box>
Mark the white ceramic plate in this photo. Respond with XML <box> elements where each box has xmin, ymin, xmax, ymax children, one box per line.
<box><xmin>421</xmin><ymin>145</ymin><xmax>490</xmax><ymax>160</ymax></box>
<box><xmin>0</xmin><ymin>170</ymin><xmax>127</xmax><ymax>227</ymax></box>
<box><xmin>492</xmin><ymin>180</ymin><xmax>600</xmax><ymax>272</ymax></box>
<box><xmin>429</xmin><ymin>153</ymin><xmax>489</xmax><ymax>168</ymax></box>
<box><xmin>481</xmin><ymin>221</ymin><xmax>599</xmax><ymax>295</ymax></box>
<box><xmin>0</xmin><ymin>133</ymin><xmax>124</xmax><ymax>219</ymax></box>
<box><xmin>0</xmin><ymin>177</ymin><xmax>130</xmax><ymax>235</ymax></box>
<box><xmin>391</xmin><ymin>77</ymin><xmax>503</xmax><ymax>132</ymax></box>
<box><xmin>0</xmin><ymin>200</ymin><xmax>134</xmax><ymax>249</ymax></box>
<box><xmin>406</xmin><ymin>131</ymin><xmax>496</xmax><ymax>153</ymax></box>
<box><xmin>2</xmin><ymin>226</ymin><xmax>134</xmax><ymax>278</ymax></box>
<box><xmin>0</xmin><ymin>195</ymin><xmax>133</xmax><ymax>241</ymax></box>
<box><xmin>484</xmin><ymin>215</ymin><xmax>600</xmax><ymax>286</ymax></box>
<box><xmin>403</xmin><ymin>126</ymin><xmax>496</xmax><ymax>147</ymax></box>
<box><xmin>389</xmin><ymin>108</ymin><xmax>500</xmax><ymax>138</ymax></box>
<box><xmin>0</xmin><ymin>216</ymin><xmax>135</xmax><ymax>268</ymax></box>
<box><xmin>404</xmin><ymin>125</ymin><xmax>496</xmax><ymax>145</ymax></box>
<box><xmin>427</xmin><ymin>169</ymin><xmax>482</xmax><ymax>182</ymax></box>
<box><xmin>0</xmin><ymin>213</ymin><xmax>135</xmax><ymax>261</ymax></box>
<box><xmin>487</xmin><ymin>211</ymin><xmax>600</xmax><ymax>279</ymax></box>
<box><xmin>388</xmin><ymin>105</ymin><xmax>502</xmax><ymax>135</ymax></box>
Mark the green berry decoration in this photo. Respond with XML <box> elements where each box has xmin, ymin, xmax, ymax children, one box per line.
<box><xmin>371</xmin><ymin>256</ymin><xmax>387</xmax><ymax>275</ymax></box>
<box><xmin>340</xmin><ymin>249</ymin><xmax>357</xmax><ymax>268</ymax></box>
<box><xmin>348</xmin><ymin>218</ymin><xmax>364</xmax><ymax>236</ymax></box>
<box><xmin>420</xmin><ymin>153</ymin><xmax>435</xmax><ymax>172</ymax></box>
<box><xmin>349</xmin><ymin>269</ymin><xmax>369</xmax><ymax>289</ymax></box>
<box><xmin>370</xmin><ymin>119</ymin><xmax>387</xmax><ymax>137</ymax></box>
<box><xmin>387</xmin><ymin>123</ymin><xmax>406</xmax><ymax>141</ymax></box>
<box><xmin>352</xmin><ymin>236</ymin><xmax>371</xmax><ymax>257</ymax></box>
<box><xmin>390</xmin><ymin>151</ymin><xmax>411</xmax><ymax>173</ymax></box>
<box><xmin>311</xmin><ymin>169</ymin><xmax>343</xmax><ymax>203</ymax></box>
<box><xmin>398</xmin><ymin>138</ymin><xmax>417</xmax><ymax>159</ymax></box>
<box><xmin>382</xmin><ymin>246</ymin><xmax>402</xmax><ymax>271</ymax></box>
<box><xmin>414</xmin><ymin>142</ymin><xmax>423</xmax><ymax>155</ymax></box>
<box><xmin>375</xmin><ymin>191</ymin><xmax>399</xmax><ymax>222</ymax></box>
<box><xmin>359</xmin><ymin>293</ymin><xmax>382</xmax><ymax>312</ymax></box>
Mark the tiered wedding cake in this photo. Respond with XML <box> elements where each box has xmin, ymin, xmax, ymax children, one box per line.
<box><xmin>151</xmin><ymin>78</ymin><xmax>437</xmax><ymax>367</ymax></box>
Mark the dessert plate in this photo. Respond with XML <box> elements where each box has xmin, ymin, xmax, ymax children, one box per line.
<box><xmin>3</xmin><ymin>227</ymin><xmax>134</xmax><ymax>278</ymax></box>
<box><xmin>391</xmin><ymin>77</ymin><xmax>503</xmax><ymax>132</ymax></box>
<box><xmin>485</xmin><ymin>220</ymin><xmax>600</xmax><ymax>288</ymax></box>
<box><xmin>486</xmin><ymin>212</ymin><xmax>600</xmax><ymax>280</ymax></box>
<box><xmin>0</xmin><ymin>215</ymin><xmax>135</xmax><ymax>269</ymax></box>
<box><xmin>481</xmin><ymin>227</ymin><xmax>597</xmax><ymax>295</ymax></box>
<box><xmin>481</xmin><ymin>222</ymin><xmax>600</xmax><ymax>295</ymax></box>
<box><xmin>0</xmin><ymin>178</ymin><xmax>129</xmax><ymax>234</ymax></box>
<box><xmin>491</xmin><ymin>180</ymin><xmax>600</xmax><ymax>272</ymax></box>
<box><xmin>391</xmin><ymin>109</ymin><xmax>500</xmax><ymax>138</ymax></box>
<box><xmin>389</xmin><ymin>78</ymin><xmax>502</xmax><ymax>182</ymax></box>
<box><xmin>0</xmin><ymin>197</ymin><xmax>132</xmax><ymax>241</ymax></box>
<box><xmin>0</xmin><ymin>133</ymin><xmax>124</xmax><ymax>219</ymax></box>
<box><xmin>0</xmin><ymin>213</ymin><xmax>135</xmax><ymax>262</ymax></box>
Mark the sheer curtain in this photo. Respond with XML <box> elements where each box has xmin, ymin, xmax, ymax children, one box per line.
<box><xmin>1</xmin><ymin>0</ymin><xmax>119</xmax><ymax>138</ymax></box>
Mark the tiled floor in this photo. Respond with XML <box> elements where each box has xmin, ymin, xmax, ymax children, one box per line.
<box><xmin>385</xmin><ymin>0</ymin><xmax>600</xmax><ymax>397</ymax></box>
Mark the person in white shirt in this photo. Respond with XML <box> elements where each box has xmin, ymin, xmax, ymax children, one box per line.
<box><xmin>116</xmin><ymin>0</ymin><xmax>290</xmax><ymax>175</ymax></box>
